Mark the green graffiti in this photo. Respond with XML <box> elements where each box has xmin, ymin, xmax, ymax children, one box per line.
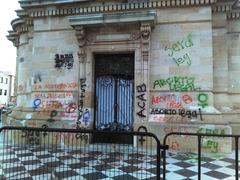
<box><xmin>164</xmin><ymin>33</ymin><xmax>193</xmax><ymax>66</ymax></box>
<box><xmin>173</xmin><ymin>53</ymin><xmax>192</xmax><ymax>66</ymax></box>
<box><xmin>197</xmin><ymin>128</ymin><xmax>225</xmax><ymax>135</ymax></box>
<box><xmin>153</xmin><ymin>76</ymin><xmax>200</xmax><ymax>91</ymax></box>
<box><xmin>201</xmin><ymin>139</ymin><xmax>219</xmax><ymax>153</ymax></box>
<box><xmin>198</xmin><ymin>93</ymin><xmax>208</xmax><ymax>108</ymax></box>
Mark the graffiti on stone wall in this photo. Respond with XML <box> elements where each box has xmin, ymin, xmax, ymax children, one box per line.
<box><xmin>149</xmin><ymin>115</ymin><xmax>190</xmax><ymax>123</ymax></box>
<box><xmin>47</xmin><ymin>110</ymin><xmax>58</xmax><ymax>122</ymax></box>
<box><xmin>77</xmin><ymin>78</ymin><xmax>90</xmax><ymax>127</ymax></box>
<box><xmin>22</xmin><ymin>130</ymin><xmax>41</xmax><ymax>145</ymax></box>
<box><xmin>151</xmin><ymin>92</ymin><xmax>209</xmax><ymax>109</ymax></box>
<box><xmin>163</xmin><ymin>126</ymin><xmax>229</xmax><ymax>152</ymax></box>
<box><xmin>32</xmin><ymin>92</ymin><xmax>77</xmax><ymax>121</ymax></box>
<box><xmin>198</xmin><ymin>93</ymin><xmax>209</xmax><ymax>108</ymax></box>
<box><xmin>197</xmin><ymin>127</ymin><xmax>226</xmax><ymax>153</ymax></box>
<box><xmin>150</xmin><ymin>108</ymin><xmax>200</xmax><ymax>119</ymax></box>
<box><xmin>136</xmin><ymin>83</ymin><xmax>147</xmax><ymax>118</ymax></box>
<box><xmin>33</xmin><ymin>82</ymin><xmax>78</xmax><ymax>91</ymax></box>
<box><xmin>164</xmin><ymin>33</ymin><xmax>193</xmax><ymax>66</ymax></box>
<box><xmin>33</xmin><ymin>74</ymin><xmax>42</xmax><ymax>84</ymax></box>
<box><xmin>54</xmin><ymin>54</ymin><xmax>74</xmax><ymax>70</ymax></box>
<box><xmin>153</xmin><ymin>76</ymin><xmax>200</xmax><ymax>91</ymax></box>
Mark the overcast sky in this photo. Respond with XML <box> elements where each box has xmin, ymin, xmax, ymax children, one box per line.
<box><xmin>0</xmin><ymin>1</ymin><xmax>21</xmax><ymax>75</ymax></box>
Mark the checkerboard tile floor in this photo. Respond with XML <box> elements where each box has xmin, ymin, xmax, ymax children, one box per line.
<box><xmin>0</xmin><ymin>144</ymin><xmax>239</xmax><ymax>179</ymax></box>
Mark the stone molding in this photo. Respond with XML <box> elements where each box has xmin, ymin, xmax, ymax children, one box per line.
<box><xmin>140</xmin><ymin>22</ymin><xmax>151</xmax><ymax>61</ymax></box>
<box><xmin>6</xmin><ymin>31</ymin><xmax>19</xmax><ymax>47</ymax></box>
<box><xmin>212</xmin><ymin>3</ymin><xmax>233</xmax><ymax>13</ymax></box>
<box><xmin>212</xmin><ymin>0</ymin><xmax>240</xmax><ymax>20</ymax></box>
<box><xmin>227</xmin><ymin>10</ymin><xmax>240</xmax><ymax>19</ymax></box>
<box><xmin>68</xmin><ymin>10</ymin><xmax>156</xmax><ymax>27</ymax></box>
<box><xmin>75</xmin><ymin>26</ymin><xmax>86</xmax><ymax>63</ymax></box>
<box><xmin>7</xmin><ymin>18</ymin><xmax>33</xmax><ymax>47</ymax></box>
<box><xmin>24</xmin><ymin>0</ymin><xmax>217</xmax><ymax>18</ymax></box>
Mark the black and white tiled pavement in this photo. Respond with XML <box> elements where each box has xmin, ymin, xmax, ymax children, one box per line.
<box><xmin>0</xmin><ymin>143</ymin><xmax>239</xmax><ymax>180</ymax></box>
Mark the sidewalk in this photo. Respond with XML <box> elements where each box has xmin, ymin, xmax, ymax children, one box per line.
<box><xmin>0</xmin><ymin>142</ymin><xmax>238</xmax><ymax>180</ymax></box>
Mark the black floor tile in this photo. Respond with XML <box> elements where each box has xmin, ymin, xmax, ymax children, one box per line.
<box><xmin>204</xmin><ymin>170</ymin><xmax>231</xmax><ymax>179</ymax></box>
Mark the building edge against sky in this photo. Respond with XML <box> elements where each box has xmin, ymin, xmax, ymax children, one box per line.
<box><xmin>5</xmin><ymin>0</ymin><xmax>240</xmax><ymax>152</ymax></box>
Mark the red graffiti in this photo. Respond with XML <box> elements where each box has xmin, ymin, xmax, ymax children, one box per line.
<box><xmin>65</xmin><ymin>103</ymin><xmax>77</xmax><ymax>113</ymax></box>
<box><xmin>182</xmin><ymin>94</ymin><xmax>193</xmax><ymax>104</ymax></box>
<box><xmin>166</xmin><ymin>100</ymin><xmax>183</xmax><ymax>108</ymax></box>
<box><xmin>40</xmin><ymin>101</ymin><xmax>63</xmax><ymax>109</ymax></box>
<box><xmin>151</xmin><ymin>94</ymin><xmax>175</xmax><ymax>105</ymax></box>
<box><xmin>35</xmin><ymin>93</ymin><xmax>73</xmax><ymax>99</ymax></box>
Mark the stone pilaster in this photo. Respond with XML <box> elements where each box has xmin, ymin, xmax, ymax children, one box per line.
<box><xmin>140</xmin><ymin>22</ymin><xmax>151</xmax><ymax>122</ymax></box>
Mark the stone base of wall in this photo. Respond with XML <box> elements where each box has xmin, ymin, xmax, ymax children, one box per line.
<box><xmin>134</xmin><ymin>113</ymin><xmax>236</xmax><ymax>153</ymax></box>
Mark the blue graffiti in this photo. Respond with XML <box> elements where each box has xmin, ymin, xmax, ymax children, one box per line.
<box><xmin>33</xmin><ymin>99</ymin><xmax>41</xmax><ymax>110</ymax></box>
<box><xmin>82</xmin><ymin>109</ymin><xmax>90</xmax><ymax>126</ymax></box>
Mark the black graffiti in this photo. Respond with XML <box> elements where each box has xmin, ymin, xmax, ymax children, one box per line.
<box><xmin>22</xmin><ymin>130</ymin><xmax>40</xmax><ymax>145</ymax></box>
<box><xmin>42</xmin><ymin>124</ymin><xmax>48</xmax><ymax>136</ymax></box>
<box><xmin>34</xmin><ymin>74</ymin><xmax>42</xmax><ymax>84</ymax></box>
<box><xmin>54</xmin><ymin>54</ymin><xmax>74</xmax><ymax>70</ymax></box>
<box><xmin>47</xmin><ymin>110</ymin><xmax>57</xmax><ymax>122</ymax></box>
<box><xmin>137</xmin><ymin>126</ymin><xmax>148</xmax><ymax>145</ymax></box>
<box><xmin>75</xmin><ymin>133</ymin><xmax>88</xmax><ymax>141</ymax></box>
<box><xmin>78</xmin><ymin>79</ymin><xmax>86</xmax><ymax>122</ymax></box>
<box><xmin>150</xmin><ymin>108</ymin><xmax>202</xmax><ymax>119</ymax></box>
<box><xmin>136</xmin><ymin>83</ymin><xmax>147</xmax><ymax>118</ymax></box>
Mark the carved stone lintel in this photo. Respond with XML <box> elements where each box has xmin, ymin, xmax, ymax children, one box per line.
<box><xmin>75</xmin><ymin>26</ymin><xmax>86</xmax><ymax>63</ymax></box>
<box><xmin>140</xmin><ymin>23</ymin><xmax>151</xmax><ymax>61</ymax></box>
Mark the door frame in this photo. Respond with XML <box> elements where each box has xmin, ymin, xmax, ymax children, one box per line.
<box><xmin>93</xmin><ymin>53</ymin><xmax>135</xmax><ymax>130</ymax></box>
<box><xmin>93</xmin><ymin>52</ymin><xmax>135</xmax><ymax>144</ymax></box>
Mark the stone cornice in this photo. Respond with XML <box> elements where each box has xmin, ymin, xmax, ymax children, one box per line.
<box><xmin>11</xmin><ymin>18</ymin><xmax>33</xmax><ymax>33</ymax></box>
<box><xmin>6</xmin><ymin>31</ymin><xmax>19</xmax><ymax>47</ymax></box>
<box><xmin>227</xmin><ymin>9</ymin><xmax>240</xmax><ymax>19</ymax></box>
<box><xmin>212</xmin><ymin>0</ymin><xmax>240</xmax><ymax>20</ymax></box>
<box><xmin>7</xmin><ymin>17</ymin><xmax>33</xmax><ymax>47</ymax></box>
<box><xmin>212</xmin><ymin>1</ymin><xmax>234</xmax><ymax>13</ymax></box>
<box><xmin>19</xmin><ymin>0</ymin><xmax>89</xmax><ymax>8</ymax></box>
<box><xmin>69</xmin><ymin>10</ymin><xmax>156</xmax><ymax>27</ymax></box>
<box><xmin>22</xmin><ymin>0</ymin><xmax>217</xmax><ymax>18</ymax></box>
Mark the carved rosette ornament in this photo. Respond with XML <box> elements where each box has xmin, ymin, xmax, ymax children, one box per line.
<box><xmin>75</xmin><ymin>26</ymin><xmax>86</xmax><ymax>63</ymax></box>
<box><xmin>140</xmin><ymin>23</ymin><xmax>151</xmax><ymax>61</ymax></box>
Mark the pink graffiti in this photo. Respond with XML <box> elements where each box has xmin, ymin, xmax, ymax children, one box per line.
<box><xmin>150</xmin><ymin>115</ymin><xmax>189</xmax><ymax>123</ymax></box>
<box><xmin>151</xmin><ymin>94</ymin><xmax>176</xmax><ymax>105</ymax></box>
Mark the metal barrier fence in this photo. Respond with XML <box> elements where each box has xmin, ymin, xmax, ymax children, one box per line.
<box><xmin>0</xmin><ymin>126</ymin><xmax>161</xmax><ymax>180</ymax></box>
<box><xmin>162</xmin><ymin>132</ymin><xmax>240</xmax><ymax>180</ymax></box>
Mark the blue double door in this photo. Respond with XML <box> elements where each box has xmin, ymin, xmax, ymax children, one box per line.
<box><xmin>94</xmin><ymin>54</ymin><xmax>134</xmax><ymax>143</ymax></box>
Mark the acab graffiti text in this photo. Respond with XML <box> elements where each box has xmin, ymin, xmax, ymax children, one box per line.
<box><xmin>136</xmin><ymin>83</ymin><xmax>147</xmax><ymax>118</ymax></box>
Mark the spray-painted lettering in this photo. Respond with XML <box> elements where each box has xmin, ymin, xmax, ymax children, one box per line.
<box><xmin>78</xmin><ymin>78</ymin><xmax>87</xmax><ymax>124</ymax></box>
<box><xmin>153</xmin><ymin>76</ymin><xmax>200</xmax><ymax>91</ymax></box>
<box><xmin>150</xmin><ymin>108</ymin><xmax>200</xmax><ymax>119</ymax></box>
<box><xmin>136</xmin><ymin>83</ymin><xmax>147</xmax><ymax>118</ymax></box>
<box><xmin>164</xmin><ymin>33</ymin><xmax>193</xmax><ymax>66</ymax></box>
<box><xmin>54</xmin><ymin>54</ymin><xmax>74</xmax><ymax>70</ymax></box>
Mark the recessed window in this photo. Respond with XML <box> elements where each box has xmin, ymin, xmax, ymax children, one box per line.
<box><xmin>5</xmin><ymin>78</ymin><xmax>8</xmax><ymax>84</ymax></box>
<box><xmin>4</xmin><ymin>90</ymin><xmax>7</xmax><ymax>96</ymax></box>
<box><xmin>0</xmin><ymin>77</ymin><xmax>3</xmax><ymax>83</ymax></box>
<box><xmin>0</xmin><ymin>89</ymin><xmax>2</xmax><ymax>95</ymax></box>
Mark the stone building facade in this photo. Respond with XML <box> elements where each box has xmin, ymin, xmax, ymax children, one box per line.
<box><xmin>7</xmin><ymin>0</ymin><xmax>240</xmax><ymax>152</ymax></box>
